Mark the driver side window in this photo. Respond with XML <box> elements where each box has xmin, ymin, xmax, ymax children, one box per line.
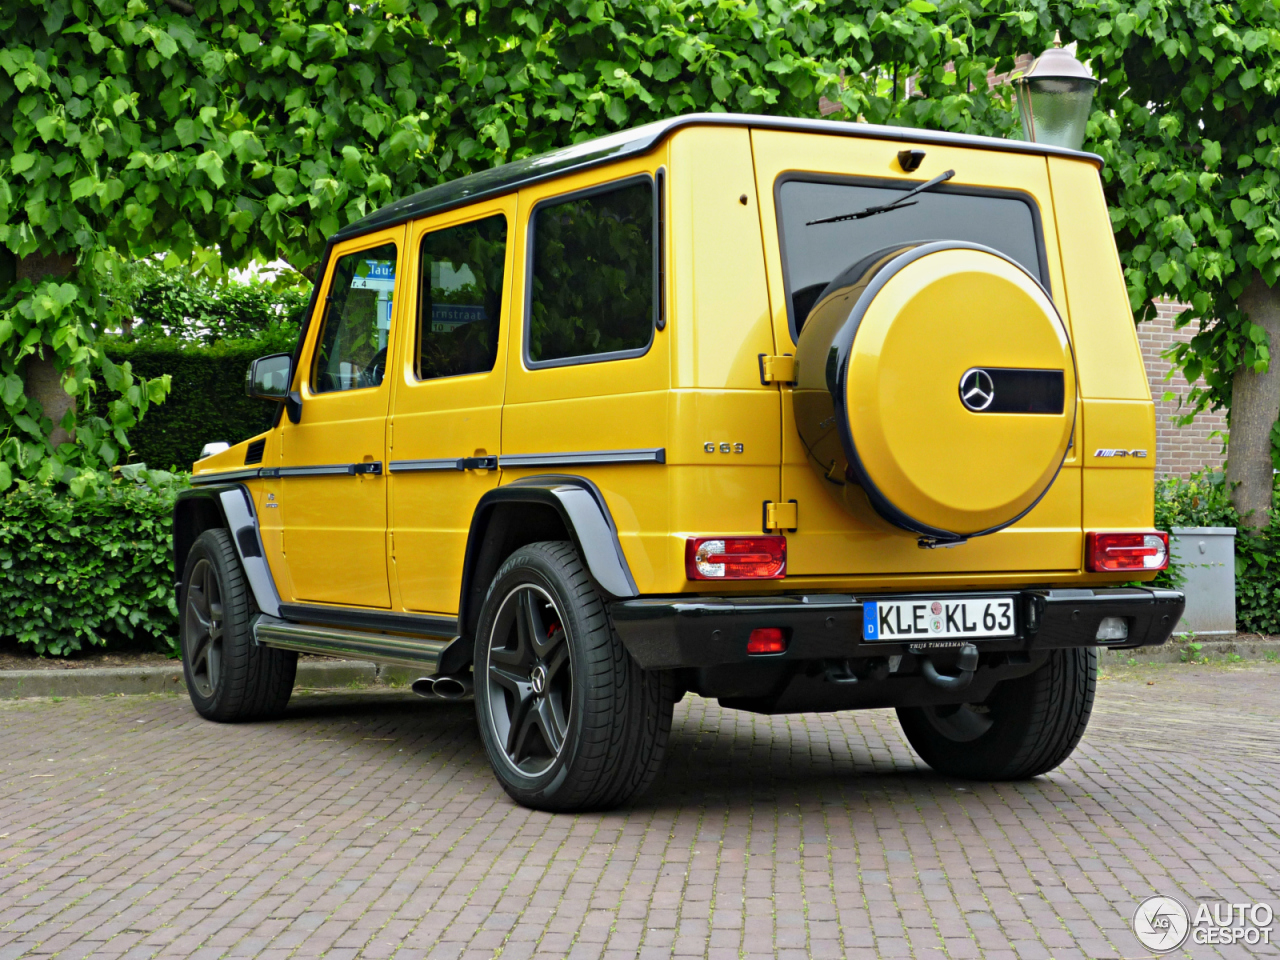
<box><xmin>312</xmin><ymin>243</ymin><xmax>398</xmax><ymax>393</ymax></box>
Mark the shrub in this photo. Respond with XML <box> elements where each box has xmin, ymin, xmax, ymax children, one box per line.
<box><xmin>97</xmin><ymin>333</ymin><xmax>295</xmax><ymax>470</ymax></box>
<box><xmin>0</xmin><ymin>467</ymin><xmax>186</xmax><ymax>656</ymax></box>
<box><xmin>1151</xmin><ymin>468</ymin><xmax>1236</xmax><ymax>591</ymax></box>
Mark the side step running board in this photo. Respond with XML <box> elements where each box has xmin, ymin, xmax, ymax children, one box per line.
<box><xmin>253</xmin><ymin>615</ymin><xmax>452</xmax><ymax>672</ymax></box>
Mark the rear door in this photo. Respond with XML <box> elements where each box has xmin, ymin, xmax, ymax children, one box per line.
<box><xmin>750</xmin><ymin>129</ymin><xmax>1082</xmax><ymax>578</ymax></box>
<box><xmin>387</xmin><ymin>198</ymin><xmax>514</xmax><ymax>615</ymax></box>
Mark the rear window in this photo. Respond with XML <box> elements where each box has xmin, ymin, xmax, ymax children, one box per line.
<box><xmin>777</xmin><ymin>178</ymin><xmax>1046</xmax><ymax>338</ymax></box>
<box><xmin>526</xmin><ymin>178</ymin><xmax>656</xmax><ymax>366</ymax></box>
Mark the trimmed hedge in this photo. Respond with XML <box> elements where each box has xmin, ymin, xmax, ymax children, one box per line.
<box><xmin>0</xmin><ymin>469</ymin><xmax>185</xmax><ymax>656</ymax></box>
<box><xmin>101</xmin><ymin>337</ymin><xmax>291</xmax><ymax>470</ymax></box>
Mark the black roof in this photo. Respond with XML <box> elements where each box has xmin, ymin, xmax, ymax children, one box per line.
<box><xmin>333</xmin><ymin>112</ymin><xmax>1102</xmax><ymax>242</ymax></box>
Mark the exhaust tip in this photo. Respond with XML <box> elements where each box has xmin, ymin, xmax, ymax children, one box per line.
<box><xmin>431</xmin><ymin>675</ymin><xmax>473</xmax><ymax>700</ymax></box>
<box><xmin>411</xmin><ymin>678</ymin><xmax>437</xmax><ymax>698</ymax></box>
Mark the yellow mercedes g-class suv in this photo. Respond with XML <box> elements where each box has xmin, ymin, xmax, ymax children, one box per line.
<box><xmin>176</xmin><ymin>113</ymin><xmax>1183</xmax><ymax>812</ymax></box>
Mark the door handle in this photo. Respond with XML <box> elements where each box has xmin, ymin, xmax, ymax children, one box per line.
<box><xmin>352</xmin><ymin>461</ymin><xmax>383</xmax><ymax>476</ymax></box>
<box><xmin>458</xmin><ymin>456</ymin><xmax>497</xmax><ymax>471</ymax></box>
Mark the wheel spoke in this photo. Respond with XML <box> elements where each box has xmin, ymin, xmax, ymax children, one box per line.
<box><xmin>506</xmin><ymin>692</ymin><xmax>538</xmax><ymax>758</ymax></box>
<box><xmin>490</xmin><ymin>663</ymin><xmax>532</xmax><ymax>695</ymax></box>
<box><xmin>188</xmin><ymin>594</ymin><xmax>210</xmax><ymax>633</ymax></box>
<box><xmin>190</xmin><ymin>635</ymin><xmax>212</xmax><ymax>673</ymax></box>
<box><xmin>207</xmin><ymin>601</ymin><xmax>223</xmax><ymax>641</ymax></box>
<box><xmin>544</xmin><ymin>643</ymin><xmax>570</xmax><ymax>686</ymax></box>
<box><xmin>534</xmin><ymin>696</ymin><xmax>565</xmax><ymax>755</ymax></box>
<box><xmin>518</xmin><ymin>589</ymin><xmax>545</xmax><ymax>657</ymax></box>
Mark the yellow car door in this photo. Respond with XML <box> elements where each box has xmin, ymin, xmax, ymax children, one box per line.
<box><xmin>276</xmin><ymin>226</ymin><xmax>406</xmax><ymax>608</ymax></box>
<box><xmin>387</xmin><ymin>198</ymin><xmax>515</xmax><ymax>614</ymax></box>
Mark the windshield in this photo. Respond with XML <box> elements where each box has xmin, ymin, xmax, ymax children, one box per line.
<box><xmin>777</xmin><ymin>178</ymin><xmax>1046</xmax><ymax>338</ymax></box>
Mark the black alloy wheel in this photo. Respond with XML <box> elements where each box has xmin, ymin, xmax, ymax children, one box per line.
<box><xmin>484</xmin><ymin>583</ymin><xmax>573</xmax><ymax>777</ymax></box>
<box><xmin>473</xmin><ymin>541</ymin><xmax>675</xmax><ymax>812</ymax></box>
<box><xmin>180</xmin><ymin>528</ymin><xmax>297</xmax><ymax>722</ymax></box>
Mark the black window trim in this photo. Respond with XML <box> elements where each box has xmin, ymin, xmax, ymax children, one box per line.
<box><xmin>411</xmin><ymin>209</ymin><xmax>511</xmax><ymax>385</ymax></box>
<box><xmin>308</xmin><ymin>237</ymin><xmax>402</xmax><ymax>396</ymax></box>
<box><xmin>773</xmin><ymin>172</ymin><xmax>1052</xmax><ymax>345</ymax></box>
<box><xmin>523</xmin><ymin>171</ymin><xmax>663</xmax><ymax>371</ymax></box>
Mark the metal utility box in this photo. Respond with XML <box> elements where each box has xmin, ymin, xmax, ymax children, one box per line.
<box><xmin>1170</xmin><ymin>527</ymin><xmax>1236</xmax><ymax>636</ymax></box>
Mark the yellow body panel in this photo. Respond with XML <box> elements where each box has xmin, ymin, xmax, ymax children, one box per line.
<box><xmin>1047</xmin><ymin>159</ymin><xmax>1150</xmax><ymax>401</ymax></box>
<box><xmin>193</xmin><ymin>120</ymin><xmax>1161</xmax><ymax>608</ymax></box>
<box><xmin>387</xmin><ymin>197</ymin><xmax>516</xmax><ymax>614</ymax></box>
<box><xmin>280</xmin><ymin>225</ymin><xmax>406</xmax><ymax>608</ymax></box>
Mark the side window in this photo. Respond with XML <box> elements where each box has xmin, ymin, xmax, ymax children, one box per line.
<box><xmin>311</xmin><ymin>243</ymin><xmax>397</xmax><ymax>394</ymax></box>
<box><xmin>527</xmin><ymin>178</ymin><xmax>655</xmax><ymax>365</ymax></box>
<box><xmin>416</xmin><ymin>215</ymin><xmax>507</xmax><ymax>380</ymax></box>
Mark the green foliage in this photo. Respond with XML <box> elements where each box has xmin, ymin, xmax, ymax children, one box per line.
<box><xmin>1233</xmin><ymin>481</ymin><xmax>1280</xmax><ymax>634</ymax></box>
<box><xmin>0</xmin><ymin>466</ymin><xmax>185</xmax><ymax>655</ymax></box>
<box><xmin>107</xmin><ymin>259</ymin><xmax>309</xmax><ymax>344</ymax></box>
<box><xmin>1035</xmin><ymin>1</ymin><xmax>1280</xmax><ymax>440</ymax></box>
<box><xmin>1151</xmin><ymin>468</ymin><xmax>1237</xmax><ymax>589</ymax></box>
<box><xmin>98</xmin><ymin>337</ymin><xmax>287</xmax><ymax>469</ymax></box>
<box><xmin>0</xmin><ymin>0</ymin><xmax>1037</xmax><ymax>488</ymax></box>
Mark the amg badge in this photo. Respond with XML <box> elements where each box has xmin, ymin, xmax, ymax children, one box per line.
<box><xmin>1094</xmin><ymin>448</ymin><xmax>1149</xmax><ymax>458</ymax></box>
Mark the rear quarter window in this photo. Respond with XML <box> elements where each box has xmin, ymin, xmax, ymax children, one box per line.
<box><xmin>776</xmin><ymin>177</ymin><xmax>1048</xmax><ymax>339</ymax></box>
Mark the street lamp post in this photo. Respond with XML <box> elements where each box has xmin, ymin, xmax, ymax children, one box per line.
<box><xmin>1013</xmin><ymin>47</ymin><xmax>1099</xmax><ymax>152</ymax></box>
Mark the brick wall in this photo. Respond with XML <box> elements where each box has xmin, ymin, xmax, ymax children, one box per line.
<box><xmin>1137</xmin><ymin>301</ymin><xmax>1227</xmax><ymax>477</ymax></box>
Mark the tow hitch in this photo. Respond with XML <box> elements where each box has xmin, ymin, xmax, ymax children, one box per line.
<box><xmin>919</xmin><ymin>643</ymin><xmax>979</xmax><ymax>691</ymax></box>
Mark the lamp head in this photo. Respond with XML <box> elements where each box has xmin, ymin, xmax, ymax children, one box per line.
<box><xmin>1014</xmin><ymin>47</ymin><xmax>1098</xmax><ymax>151</ymax></box>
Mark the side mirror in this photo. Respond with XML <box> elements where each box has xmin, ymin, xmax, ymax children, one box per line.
<box><xmin>246</xmin><ymin>353</ymin><xmax>293</xmax><ymax>401</ymax></box>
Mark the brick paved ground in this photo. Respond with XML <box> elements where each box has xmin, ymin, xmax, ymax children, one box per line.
<box><xmin>1</xmin><ymin>662</ymin><xmax>1277</xmax><ymax>960</ymax></box>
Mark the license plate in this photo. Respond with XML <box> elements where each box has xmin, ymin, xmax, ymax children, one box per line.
<box><xmin>862</xmin><ymin>597</ymin><xmax>1016</xmax><ymax>641</ymax></box>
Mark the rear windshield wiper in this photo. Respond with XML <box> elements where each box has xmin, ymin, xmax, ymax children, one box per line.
<box><xmin>806</xmin><ymin>169</ymin><xmax>956</xmax><ymax>226</ymax></box>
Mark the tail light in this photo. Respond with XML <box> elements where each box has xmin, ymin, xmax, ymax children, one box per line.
<box><xmin>1086</xmin><ymin>532</ymin><xmax>1168</xmax><ymax>572</ymax></box>
<box><xmin>685</xmin><ymin>536</ymin><xmax>786</xmax><ymax>580</ymax></box>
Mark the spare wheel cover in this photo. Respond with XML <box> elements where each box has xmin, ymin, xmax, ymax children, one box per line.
<box><xmin>806</xmin><ymin>241</ymin><xmax>1076</xmax><ymax>539</ymax></box>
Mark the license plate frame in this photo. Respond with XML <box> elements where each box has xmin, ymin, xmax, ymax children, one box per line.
<box><xmin>862</xmin><ymin>597</ymin><xmax>1017</xmax><ymax>642</ymax></box>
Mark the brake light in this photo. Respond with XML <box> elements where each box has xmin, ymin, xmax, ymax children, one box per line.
<box><xmin>1086</xmin><ymin>532</ymin><xmax>1168</xmax><ymax>572</ymax></box>
<box><xmin>685</xmin><ymin>536</ymin><xmax>786</xmax><ymax>580</ymax></box>
<box><xmin>747</xmin><ymin>628</ymin><xmax>787</xmax><ymax>654</ymax></box>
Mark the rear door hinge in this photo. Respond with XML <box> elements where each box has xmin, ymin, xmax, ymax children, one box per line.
<box><xmin>758</xmin><ymin>354</ymin><xmax>796</xmax><ymax>385</ymax></box>
<box><xmin>763</xmin><ymin>499</ymin><xmax>798</xmax><ymax>533</ymax></box>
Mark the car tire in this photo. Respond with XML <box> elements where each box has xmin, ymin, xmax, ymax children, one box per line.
<box><xmin>473</xmin><ymin>541</ymin><xmax>674</xmax><ymax>812</ymax></box>
<box><xmin>896</xmin><ymin>647</ymin><xmax>1096</xmax><ymax>780</ymax></box>
<box><xmin>180</xmin><ymin>528</ymin><xmax>297</xmax><ymax>722</ymax></box>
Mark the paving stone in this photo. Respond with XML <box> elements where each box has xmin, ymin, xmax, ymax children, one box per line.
<box><xmin>0</xmin><ymin>664</ymin><xmax>1277</xmax><ymax>958</ymax></box>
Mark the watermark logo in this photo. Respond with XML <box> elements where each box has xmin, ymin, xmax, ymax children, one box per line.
<box><xmin>1190</xmin><ymin>902</ymin><xmax>1274</xmax><ymax>947</ymax></box>
<box><xmin>1133</xmin><ymin>897</ymin><xmax>1275</xmax><ymax>951</ymax></box>
<box><xmin>1133</xmin><ymin>896</ymin><xmax>1190</xmax><ymax>953</ymax></box>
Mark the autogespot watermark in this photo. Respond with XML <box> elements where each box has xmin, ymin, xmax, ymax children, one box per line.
<box><xmin>1132</xmin><ymin>895</ymin><xmax>1275</xmax><ymax>952</ymax></box>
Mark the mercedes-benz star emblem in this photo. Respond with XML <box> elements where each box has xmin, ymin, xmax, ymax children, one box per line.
<box><xmin>531</xmin><ymin>664</ymin><xmax>547</xmax><ymax>695</ymax></box>
<box><xmin>959</xmin><ymin>368</ymin><xmax>995</xmax><ymax>412</ymax></box>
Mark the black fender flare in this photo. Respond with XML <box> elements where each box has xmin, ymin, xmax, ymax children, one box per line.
<box><xmin>457</xmin><ymin>475</ymin><xmax>639</xmax><ymax>642</ymax></box>
<box><xmin>173</xmin><ymin>485</ymin><xmax>282</xmax><ymax>618</ymax></box>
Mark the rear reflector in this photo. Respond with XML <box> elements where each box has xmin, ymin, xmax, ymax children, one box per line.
<box><xmin>1086</xmin><ymin>531</ymin><xmax>1169</xmax><ymax>572</ymax></box>
<box><xmin>747</xmin><ymin>627</ymin><xmax>787</xmax><ymax>655</ymax></box>
<box><xmin>686</xmin><ymin>536</ymin><xmax>786</xmax><ymax>580</ymax></box>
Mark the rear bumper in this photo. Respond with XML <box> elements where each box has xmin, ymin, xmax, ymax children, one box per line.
<box><xmin>609</xmin><ymin>586</ymin><xmax>1184</xmax><ymax>671</ymax></box>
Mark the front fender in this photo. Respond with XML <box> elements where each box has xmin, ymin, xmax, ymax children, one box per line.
<box><xmin>173</xmin><ymin>484</ymin><xmax>282</xmax><ymax>617</ymax></box>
